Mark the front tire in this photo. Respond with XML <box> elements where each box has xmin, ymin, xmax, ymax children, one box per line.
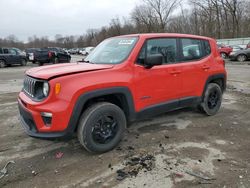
<box><xmin>200</xmin><ymin>83</ymin><xmax>222</xmax><ymax>116</ymax></box>
<box><xmin>220</xmin><ymin>52</ymin><xmax>227</xmax><ymax>59</ymax></box>
<box><xmin>21</xmin><ymin>59</ymin><xmax>27</xmax><ymax>66</ymax></box>
<box><xmin>77</xmin><ymin>102</ymin><xmax>126</xmax><ymax>153</ymax></box>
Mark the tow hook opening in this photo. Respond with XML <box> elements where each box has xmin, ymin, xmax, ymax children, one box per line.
<box><xmin>41</xmin><ymin>112</ymin><xmax>52</xmax><ymax>126</ymax></box>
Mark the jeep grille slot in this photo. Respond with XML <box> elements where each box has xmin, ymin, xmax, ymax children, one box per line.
<box><xmin>23</xmin><ymin>76</ymin><xmax>36</xmax><ymax>97</ymax></box>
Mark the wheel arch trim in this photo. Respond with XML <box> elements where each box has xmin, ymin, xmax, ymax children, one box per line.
<box><xmin>66</xmin><ymin>86</ymin><xmax>136</xmax><ymax>134</ymax></box>
<box><xmin>202</xmin><ymin>73</ymin><xmax>226</xmax><ymax>99</ymax></box>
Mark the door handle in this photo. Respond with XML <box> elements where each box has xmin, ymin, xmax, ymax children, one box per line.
<box><xmin>202</xmin><ymin>65</ymin><xmax>210</xmax><ymax>70</ymax></box>
<box><xmin>170</xmin><ymin>70</ymin><xmax>181</xmax><ymax>75</ymax></box>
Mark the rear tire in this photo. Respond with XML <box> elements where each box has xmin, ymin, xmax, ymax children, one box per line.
<box><xmin>200</xmin><ymin>83</ymin><xmax>222</xmax><ymax>116</ymax></box>
<box><xmin>0</xmin><ymin>60</ymin><xmax>6</xmax><ymax>68</ymax></box>
<box><xmin>38</xmin><ymin>62</ymin><xmax>44</xmax><ymax>66</ymax></box>
<box><xmin>237</xmin><ymin>54</ymin><xmax>247</xmax><ymax>62</ymax></box>
<box><xmin>77</xmin><ymin>102</ymin><xmax>126</xmax><ymax>153</ymax></box>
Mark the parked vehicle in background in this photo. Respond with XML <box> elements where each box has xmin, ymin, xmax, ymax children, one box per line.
<box><xmin>229</xmin><ymin>48</ymin><xmax>250</xmax><ymax>62</ymax></box>
<box><xmin>80</xmin><ymin>47</ymin><xmax>94</xmax><ymax>56</ymax></box>
<box><xmin>78</xmin><ymin>48</ymin><xmax>86</xmax><ymax>55</ymax></box>
<box><xmin>68</xmin><ymin>48</ymin><xmax>79</xmax><ymax>54</ymax></box>
<box><xmin>217</xmin><ymin>44</ymin><xmax>232</xmax><ymax>59</ymax></box>
<box><xmin>18</xmin><ymin>33</ymin><xmax>226</xmax><ymax>153</ymax></box>
<box><xmin>229</xmin><ymin>45</ymin><xmax>243</xmax><ymax>52</ymax></box>
<box><xmin>247</xmin><ymin>42</ymin><xmax>250</xmax><ymax>49</ymax></box>
<box><xmin>0</xmin><ymin>47</ymin><xmax>27</xmax><ymax>68</ymax></box>
<box><xmin>62</xmin><ymin>48</ymin><xmax>69</xmax><ymax>54</ymax></box>
<box><xmin>34</xmin><ymin>47</ymin><xmax>71</xmax><ymax>66</ymax></box>
<box><xmin>25</xmin><ymin>48</ymin><xmax>39</xmax><ymax>63</ymax></box>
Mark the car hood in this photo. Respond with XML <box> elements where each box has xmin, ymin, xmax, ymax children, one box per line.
<box><xmin>26</xmin><ymin>63</ymin><xmax>115</xmax><ymax>80</ymax></box>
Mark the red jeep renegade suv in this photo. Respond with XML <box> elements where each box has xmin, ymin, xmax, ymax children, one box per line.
<box><xmin>18</xmin><ymin>33</ymin><xmax>227</xmax><ymax>153</ymax></box>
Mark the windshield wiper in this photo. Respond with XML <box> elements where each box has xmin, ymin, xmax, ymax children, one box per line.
<box><xmin>77</xmin><ymin>59</ymin><xmax>93</xmax><ymax>64</ymax></box>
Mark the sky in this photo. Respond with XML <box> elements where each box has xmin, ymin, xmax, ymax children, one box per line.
<box><xmin>0</xmin><ymin>0</ymin><xmax>140</xmax><ymax>42</ymax></box>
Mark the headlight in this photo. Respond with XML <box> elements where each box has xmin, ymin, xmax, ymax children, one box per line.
<box><xmin>43</xmin><ymin>82</ymin><xmax>49</xmax><ymax>97</ymax></box>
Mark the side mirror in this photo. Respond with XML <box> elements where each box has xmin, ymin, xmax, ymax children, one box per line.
<box><xmin>145</xmin><ymin>54</ymin><xmax>163</xmax><ymax>68</ymax></box>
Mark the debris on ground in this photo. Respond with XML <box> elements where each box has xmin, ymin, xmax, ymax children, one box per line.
<box><xmin>96</xmin><ymin>180</ymin><xmax>102</xmax><ymax>184</ymax></box>
<box><xmin>127</xmin><ymin>146</ymin><xmax>135</xmax><ymax>151</ymax></box>
<box><xmin>135</xmin><ymin>133</ymin><xmax>140</xmax><ymax>139</ymax></box>
<box><xmin>116</xmin><ymin>153</ymin><xmax>155</xmax><ymax>181</ymax></box>
<box><xmin>174</xmin><ymin>172</ymin><xmax>184</xmax><ymax>178</ymax></box>
<box><xmin>116</xmin><ymin>147</ymin><xmax>122</xmax><ymax>151</ymax></box>
<box><xmin>164</xmin><ymin>135</ymin><xmax>170</xmax><ymax>139</ymax></box>
<box><xmin>116</xmin><ymin>169</ymin><xmax>129</xmax><ymax>181</ymax></box>
<box><xmin>32</xmin><ymin>170</ymin><xmax>38</xmax><ymax>176</ymax></box>
<box><xmin>0</xmin><ymin>161</ymin><xmax>15</xmax><ymax>179</ymax></box>
<box><xmin>55</xmin><ymin>152</ymin><xmax>64</xmax><ymax>159</ymax></box>
<box><xmin>199</xmin><ymin>181</ymin><xmax>213</xmax><ymax>184</ymax></box>
<box><xmin>185</xmin><ymin>170</ymin><xmax>215</xmax><ymax>181</ymax></box>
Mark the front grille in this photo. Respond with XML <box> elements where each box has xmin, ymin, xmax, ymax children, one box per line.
<box><xmin>23</xmin><ymin>76</ymin><xmax>36</xmax><ymax>97</ymax></box>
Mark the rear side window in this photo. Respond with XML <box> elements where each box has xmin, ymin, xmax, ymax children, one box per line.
<box><xmin>3</xmin><ymin>49</ymin><xmax>9</xmax><ymax>54</ymax></box>
<box><xmin>137</xmin><ymin>38</ymin><xmax>177</xmax><ymax>65</ymax></box>
<box><xmin>0</xmin><ymin>48</ymin><xmax>3</xmax><ymax>54</ymax></box>
<box><xmin>203</xmin><ymin>40</ymin><xmax>211</xmax><ymax>56</ymax></box>
<box><xmin>9</xmin><ymin>49</ymin><xmax>17</xmax><ymax>55</ymax></box>
<box><xmin>181</xmin><ymin>38</ymin><xmax>203</xmax><ymax>61</ymax></box>
<box><xmin>180</xmin><ymin>38</ymin><xmax>211</xmax><ymax>62</ymax></box>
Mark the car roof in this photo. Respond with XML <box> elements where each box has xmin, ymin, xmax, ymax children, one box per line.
<box><xmin>113</xmin><ymin>33</ymin><xmax>213</xmax><ymax>41</ymax></box>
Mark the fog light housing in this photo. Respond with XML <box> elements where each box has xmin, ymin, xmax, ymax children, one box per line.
<box><xmin>41</xmin><ymin>112</ymin><xmax>52</xmax><ymax>126</ymax></box>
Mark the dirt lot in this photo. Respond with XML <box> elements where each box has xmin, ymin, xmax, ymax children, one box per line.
<box><xmin>0</xmin><ymin>57</ymin><xmax>250</xmax><ymax>188</ymax></box>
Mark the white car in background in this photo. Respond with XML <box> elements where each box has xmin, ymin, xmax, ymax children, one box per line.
<box><xmin>78</xmin><ymin>48</ymin><xmax>86</xmax><ymax>55</ymax></box>
<box><xmin>80</xmin><ymin>47</ymin><xmax>94</xmax><ymax>56</ymax></box>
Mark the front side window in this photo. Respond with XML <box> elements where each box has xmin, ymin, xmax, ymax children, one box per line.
<box><xmin>137</xmin><ymin>38</ymin><xmax>177</xmax><ymax>65</ymax></box>
<box><xmin>85</xmin><ymin>37</ymin><xmax>138</xmax><ymax>64</ymax></box>
<box><xmin>14</xmin><ymin>48</ymin><xmax>22</xmax><ymax>55</ymax></box>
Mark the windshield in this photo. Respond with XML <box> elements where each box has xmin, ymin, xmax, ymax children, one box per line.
<box><xmin>85</xmin><ymin>37</ymin><xmax>138</xmax><ymax>64</ymax></box>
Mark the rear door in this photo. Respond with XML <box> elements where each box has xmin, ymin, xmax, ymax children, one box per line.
<box><xmin>133</xmin><ymin>38</ymin><xmax>182</xmax><ymax>111</ymax></box>
<box><xmin>178</xmin><ymin>38</ymin><xmax>212</xmax><ymax>100</ymax></box>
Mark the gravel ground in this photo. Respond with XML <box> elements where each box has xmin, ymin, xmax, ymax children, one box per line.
<box><xmin>0</xmin><ymin>57</ymin><xmax>250</xmax><ymax>188</ymax></box>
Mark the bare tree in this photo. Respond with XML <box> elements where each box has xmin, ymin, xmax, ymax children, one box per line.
<box><xmin>143</xmin><ymin>0</ymin><xmax>180</xmax><ymax>31</ymax></box>
<box><xmin>131</xmin><ymin>4</ymin><xmax>158</xmax><ymax>32</ymax></box>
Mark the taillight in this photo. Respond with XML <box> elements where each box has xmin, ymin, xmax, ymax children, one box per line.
<box><xmin>48</xmin><ymin>51</ymin><xmax>52</xmax><ymax>58</ymax></box>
